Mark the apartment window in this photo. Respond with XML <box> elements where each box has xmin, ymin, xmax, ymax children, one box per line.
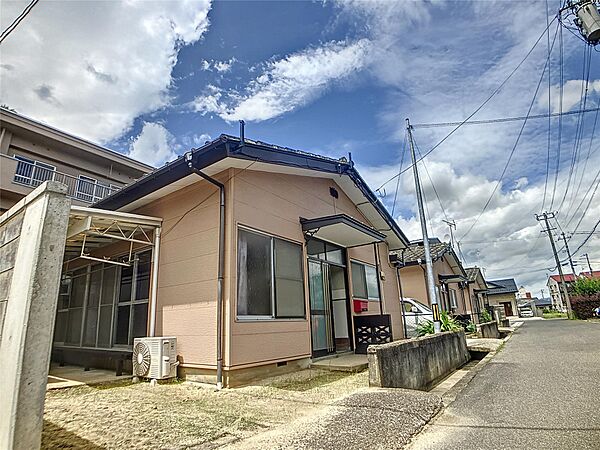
<box><xmin>14</xmin><ymin>155</ymin><xmax>55</xmax><ymax>186</ymax></box>
<box><xmin>237</xmin><ymin>228</ymin><xmax>305</xmax><ymax>319</ymax></box>
<box><xmin>351</xmin><ymin>261</ymin><xmax>380</xmax><ymax>300</ymax></box>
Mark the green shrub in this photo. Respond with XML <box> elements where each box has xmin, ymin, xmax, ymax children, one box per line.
<box><xmin>480</xmin><ymin>310</ymin><xmax>492</xmax><ymax>323</ymax></box>
<box><xmin>416</xmin><ymin>311</ymin><xmax>463</xmax><ymax>336</ymax></box>
<box><xmin>465</xmin><ymin>321</ymin><xmax>477</xmax><ymax>333</ymax></box>
<box><xmin>571</xmin><ymin>277</ymin><xmax>600</xmax><ymax>296</ymax></box>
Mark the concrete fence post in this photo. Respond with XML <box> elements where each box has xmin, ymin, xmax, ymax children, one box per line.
<box><xmin>0</xmin><ymin>182</ymin><xmax>70</xmax><ymax>450</ymax></box>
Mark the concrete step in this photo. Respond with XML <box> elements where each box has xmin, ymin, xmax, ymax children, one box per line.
<box><xmin>310</xmin><ymin>354</ymin><xmax>368</xmax><ymax>372</ymax></box>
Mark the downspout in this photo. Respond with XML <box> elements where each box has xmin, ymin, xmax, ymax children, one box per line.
<box><xmin>149</xmin><ymin>226</ymin><xmax>162</xmax><ymax>337</ymax></box>
<box><xmin>395</xmin><ymin>265</ymin><xmax>407</xmax><ymax>338</ymax></box>
<box><xmin>185</xmin><ymin>154</ymin><xmax>225</xmax><ymax>390</ymax></box>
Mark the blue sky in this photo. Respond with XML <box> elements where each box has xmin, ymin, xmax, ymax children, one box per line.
<box><xmin>1</xmin><ymin>0</ymin><xmax>599</xmax><ymax>293</ymax></box>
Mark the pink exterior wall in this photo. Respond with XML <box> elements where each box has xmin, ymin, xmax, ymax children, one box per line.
<box><xmin>399</xmin><ymin>258</ymin><xmax>469</xmax><ymax>314</ymax></box>
<box><xmin>123</xmin><ymin>167</ymin><xmax>405</xmax><ymax>372</ymax></box>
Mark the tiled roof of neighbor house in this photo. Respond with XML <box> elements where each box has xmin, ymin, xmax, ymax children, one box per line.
<box><xmin>465</xmin><ymin>267</ymin><xmax>482</xmax><ymax>282</ymax></box>
<box><xmin>549</xmin><ymin>270</ymin><xmax>600</xmax><ymax>283</ymax></box>
<box><xmin>402</xmin><ymin>238</ymin><xmax>450</xmax><ymax>264</ymax></box>
<box><xmin>535</xmin><ymin>297</ymin><xmax>552</xmax><ymax>307</ymax></box>
<box><xmin>549</xmin><ymin>274</ymin><xmax>577</xmax><ymax>283</ymax></box>
<box><xmin>487</xmin><ymin>278</ymin><xmax>518</xmax><ymax>295</ymax></box>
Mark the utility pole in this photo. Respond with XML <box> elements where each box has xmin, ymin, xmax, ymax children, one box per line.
<box><xmin>535</xmin><ymin>212</ymin><xmax>572</xmax><ymax>318</ymax></box>
<box><xmin>581</xmin><ymin>253</ymin><xmax>593</xmax><ymax>274</ymax></box>
<box><xmin>559</xmin><ymin>232</ymin><xmax>577</xmax><ymax>276</ymax></box>
<box><xmin>407</xmin><ymin>118</ymin><xmax>441</xmax><ymax>333</ymax></box>
<box><xmin>442</xmin><ymin>219</ymin><xmax>456</xmax><ymax>250</ymax></box>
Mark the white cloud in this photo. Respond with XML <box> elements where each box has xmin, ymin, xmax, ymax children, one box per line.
<box><xmin>0</xmin><ymin>0</ymin><xmax>212</xmax><ymax>143</ymax></box>
<box><xmin>546</xmin><ymin>79</ymin><xmax>600</xmax><ymax>113</ymax></box>
<box><xmin>128</xmin><ymin>122</ymin><xmax>177</xmax><ymax>166</ymax></box>
<box><xmin>192</xmin><ymin>39</ymin><xmax>372</xmax><ymax>121</ymax></box>
<box><xmin>199</xmin><ymin>58</ymin><xmax>236</xmax><ymax>73</ymax></box>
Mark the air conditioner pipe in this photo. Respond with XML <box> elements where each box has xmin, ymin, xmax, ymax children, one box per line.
<box><xmin>185</xmin><ymin>153</ymin><xmax>225</xmax><ymax>390</ymax></box>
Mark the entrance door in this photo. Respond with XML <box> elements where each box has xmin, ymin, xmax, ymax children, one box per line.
<box><xmin>308</xmin><ymin>260</ymin><xmax>351</xmax><ymax>357</ymax></box>
<box><xmin>503</xmin><ymin>302</ymin><xmax>513</xmax><ymax>317</ymax></box>
<box><xmin>308</xmin><ymin>260</ymin><xmax>333</xmax><ymax>357</ymax></box>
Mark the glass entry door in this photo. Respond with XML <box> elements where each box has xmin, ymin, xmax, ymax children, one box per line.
<box><xmin>308</xmin><ymin>259</ymin><xmax>351</xmax><ymax>358</ymax></box>
<box><xmin>308</xmin><ymin>260</ymin><xmax>334</xmax><ymax>357</ymax></box>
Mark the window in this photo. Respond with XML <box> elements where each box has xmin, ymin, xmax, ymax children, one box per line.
<box><xmin>351</xmin><ymin>261</ymin><xmax>380</xmax><ymax>301</ymax></box>
<box><xmin>237</xmin><ymin>228</ymin><xmax>305</xmax><ymax>319</ymax></box>
<box><xmin>449</xmin><ymin>289</ymin><xmax>458</xmax><ymax>309</ymax></box>
<box><xmin>54</xmin><ymin>250</ymin><xmax>150</xmax><ymax>349</ymax></box>
<box><xmin>306</xmin><ymin>239</ymin><xmax>344</xmax><ymax>265</ymax></box>
<box><xmin>13</xmin><ymin>155</ymin><xmax>55</xmax><ymax>186</ymax></box>
<box><xmin>114</xmin><ymin>250</ymin><xmax>151</xmax><ymax>345</ymax></box>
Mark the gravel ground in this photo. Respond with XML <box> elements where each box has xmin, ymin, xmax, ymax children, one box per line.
<box><xmin>42</xmin><ymin>369</ymin><xmax>368</xmax><ymax>449</ymax></box>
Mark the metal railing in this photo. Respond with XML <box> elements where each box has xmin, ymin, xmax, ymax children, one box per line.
<box><xmin>9</xmin><ymin>156</ymin><xmax>120</xmax><ymax>203</ymax></box>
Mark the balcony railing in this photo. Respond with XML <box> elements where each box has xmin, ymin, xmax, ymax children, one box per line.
<box><xmin>8</xmin><ymin>156</ymin><xmax>120</xmax><ymax>203</ymax></box>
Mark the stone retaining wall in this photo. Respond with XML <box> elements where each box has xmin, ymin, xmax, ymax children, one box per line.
<box><xmin>367</xmin><ymin>331</ymin><xmax>469</xmax><ymax>390</ymax></box>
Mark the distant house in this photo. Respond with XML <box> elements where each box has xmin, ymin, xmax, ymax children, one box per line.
<box><xmin>547</xmin><ymin>271</ymin><xmax>600</xmax><ymax>311</ymax></box>
<box><xmin>465</xmin><ymin>267</ymin><xmax>489</xmax><ymax>322</ymax></box>
<box><xmin>397</xmin><ymin>238</ymin><xmax>470</xmax><ymax>316</ymax></box>
<box><xmin>486</xmin><ymin>278</ymin><xmax>519</xmax><ymax>318</ymax></box>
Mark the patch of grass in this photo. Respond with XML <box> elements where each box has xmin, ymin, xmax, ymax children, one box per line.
<box><xmin>543</xmin><ymin>311</ymin><xmax>567</xmax><ymax>319</ymax></box>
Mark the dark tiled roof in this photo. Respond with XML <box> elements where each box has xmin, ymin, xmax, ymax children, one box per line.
<box><xmin>402</xmin><ymin>239</ymin><xmax>450</xmax><ymax>265</ymax></box>
<box><xmin>465</xmin><ymin>267</ymin><xmax>480</xmax><ymax>282</ymax></box>
<box><xmin>487</xmin><ymin>278</ymin><xmax>518</xmax><ymax>295</ymax></box>
<box><xmin>535</xmin><ymin>297</ymin><xmax>552</xmax><ymax>307</ymax></box>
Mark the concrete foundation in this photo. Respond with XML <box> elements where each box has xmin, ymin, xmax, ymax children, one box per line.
<box><xmin>0</xmin><ymin>182</ymin><xmax>70</xmax><ymax>450</ymax></box>
<box><xmin>368</xmin><ymin>331</ymin><xmax>470</xmax><ymax>390</ymax></box>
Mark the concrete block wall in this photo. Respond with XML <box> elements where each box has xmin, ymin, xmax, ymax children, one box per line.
<box><xmin>0</xmin><ymin>182</ymin><xmax>70</xmax><ymax>450</ymax></box>
<box><xmin>368</xmin><ymin>331</ymin><xmax>469</xmax><ymax>390</ymax></box>
<box><xmin>477</xmin><ymin>321</ymin><xmax>500</xmax><ymax>339</ymax></box>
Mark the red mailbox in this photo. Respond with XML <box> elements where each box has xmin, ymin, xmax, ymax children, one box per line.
<box><xmin>353</xmin><ymin>299</ymin><xmax>369</xmax><ymax>313</ymax></box>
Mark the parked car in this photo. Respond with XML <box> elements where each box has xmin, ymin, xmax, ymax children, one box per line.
<box><xmin>519</xmin><ymin>306</ymin><xmax>534</xmax><ymax>318</ymax></box>
<box><xmin>401</xmin><ymin>298</ymin><xmax>434</xmax><ymax>336</ymax></box>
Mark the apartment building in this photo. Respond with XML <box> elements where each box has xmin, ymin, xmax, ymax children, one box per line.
<box><xmin>0</xmin><ymin>107</ymin><xmax>152</xmax><ymax>212</ymax></box>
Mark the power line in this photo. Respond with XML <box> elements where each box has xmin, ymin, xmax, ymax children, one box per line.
<box><xmin>0</xmin><ymin>0</ymin><xmax>40</xmax><ymax>44</ymax></box>
<box><xmin>459</xmin><ymin>26</ymin><xmax>558</xmax><ymax>241</ymax></box>
<box><xmin>410</xmin><ymin>107</ymin><xmax>597</xmax><ymax>129</ymax></box>
<box><xmin>569</xmin><ymin>217</ymin><xmax>600</xmax><ymax>258</ymax></box>
<box><xmin>375</xmin><ymin>16</ymin><xmax>558</xmax><ymax>195</ymax></box>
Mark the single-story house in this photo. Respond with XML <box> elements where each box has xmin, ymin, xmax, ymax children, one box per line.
<box><xmin>464</xmin><ymin>267</ymin><xmax>489</xmax><ymax>322</ymax></box>
<box><xmin>486</xmin><ymin>278</ymin><xmax>519</xmax><ymax>318</ymax></box>
<box><xmin>396</xmin><ymin>238</ymin><xmax>470</xmax><ymax>315</ymax></box>
<box><xmin>53</xmin><ymin>134</ymin><xmax>412</xmax><ymax>387</ymax></box>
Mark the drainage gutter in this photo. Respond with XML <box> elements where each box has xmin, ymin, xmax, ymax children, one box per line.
<box><xmin>185</xmin><ymin>155</ymin><xmax>225</xmax><ymax>390</ymax></box>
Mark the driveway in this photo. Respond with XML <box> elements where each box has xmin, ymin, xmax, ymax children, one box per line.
<box><xmin>408</xmin><ymin>319</ymin><xmax>600</xmax><ymax>450</ymax></box>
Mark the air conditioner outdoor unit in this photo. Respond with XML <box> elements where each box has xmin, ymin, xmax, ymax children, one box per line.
<box><xmin>132</xmin><ymin>337</ymin><xmax>178</xmax><ymax>380</ymax></box>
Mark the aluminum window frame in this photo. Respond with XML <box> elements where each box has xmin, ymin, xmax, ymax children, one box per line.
<box><xmin>350</xmin><ymin>260</ymin><xmax>381</xmax><ymax>301</ymax></box>
<box><xmin>236</xmin><ymin>225</ymin><xmax>306</xmax><ymax>321</ymax></box>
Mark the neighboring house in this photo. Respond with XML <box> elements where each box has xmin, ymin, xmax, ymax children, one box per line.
<box><xmin>547</xmin><ymin>271</ymin><xmax>600</xmax><ymax>311</ymax></box>
<box><xmin>52</xmin><ymin>134</ymin><xmax>411</xmax><ymax>386</ymax></box>
<box><xmin>0</xmin><ymin>107</ymin><xmax>152</xmax><ymax>212</ymax></box>
<box><xmin>486</xmin><ymin>278</ymin><xmax>519</xmax><ymax>317</ymax></box>
<box><xmin>396</xmin><ymin>239</ymin><xmax>470</xmax><ymax>316</ymax></box>
<box><xmin>535</xmin><ymin>297</ymin><xmax>552</xmax><ymax>310</ymax></box>
<box><xmin>465</xmin><ymin>267</ymin><xmax>489</xmax><ymax>322</ymax></box>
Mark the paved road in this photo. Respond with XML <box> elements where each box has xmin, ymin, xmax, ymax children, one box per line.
<box><xmin>409</xmin><ymin>319</ymin><xmax>600</xmax><ymax>450</ymax></box>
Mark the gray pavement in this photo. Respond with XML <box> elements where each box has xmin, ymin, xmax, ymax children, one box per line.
<box><xmin>409</xmin><ymin>319</ymin><xmax>600</xmax><ymax>450</ymax></box>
